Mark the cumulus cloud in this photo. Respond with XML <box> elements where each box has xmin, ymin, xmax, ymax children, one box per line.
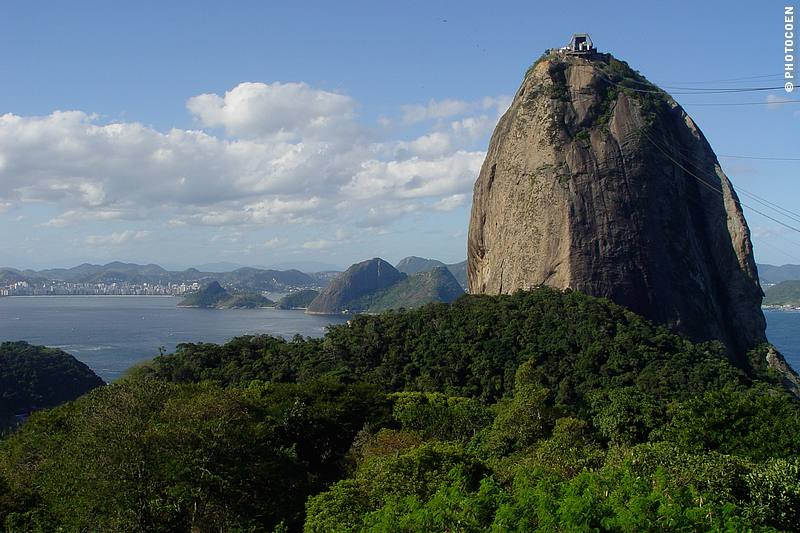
<box><xmin>0</xmin><ymin>83</ymin><xmax>506</xmax><ymax>239</ymax></box>
<box><xmin>401</xmin><ymin>99</ymin><xmax>473</xmax><ymax>124</ymax></box>
<box><xmin>187</xmin><ymin>82</ymin><xmax>356</xmax><ymax>141</ymax></box>
<box><xmin>433</xmin><ymin>193</ymin><xmax>468</xmax><ymax>211</ymax></box>
<box><xmin>84</xmin><ymin>230</ymin><xmax>150</xmax><ymax>245</ymax></box>
<box><xmin>401</xmin><ymin>96</ymin><xmax>511</xmax><ymax>125</ymax></box>
<box><xmin>343</xmin><ymin>151</ymin><xmax>485</xmax><ymax>201</ymax></box>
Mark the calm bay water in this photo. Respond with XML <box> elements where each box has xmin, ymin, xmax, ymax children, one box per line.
<box><xmin>0</xmin><ymin>297</ymin><xmax>797</xmax><ymax>382</ymax></box>
<box><xmin>0</xmin><ymin>296</ymin><xmax>348</xmax><ymax>382</ymax></box>
<box><xmin>763</xmin><ymin>309</ymin><xmax>800</xmax><ymax>373</ymax></box>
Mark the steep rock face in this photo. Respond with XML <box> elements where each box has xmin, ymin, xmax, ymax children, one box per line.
<box><xmin>467</xmin><ymin>53</ymin><xmax>766</xmax><ymax>361</ymax></box>
<box><xmin>307</xmin><ymin>258</ymin><xmax>406</xmax><ymax>314</ymax></box>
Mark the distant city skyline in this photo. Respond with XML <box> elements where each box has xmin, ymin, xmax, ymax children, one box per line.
<box><xmin>1</xmin><ymin>0</ymin><xmax>798</xmax><ymax>270</ymax></box>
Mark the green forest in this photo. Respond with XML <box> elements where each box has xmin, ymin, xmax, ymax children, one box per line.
<box><xmin>0</xmin><ymin>342</ymin><xmax>103</xmax><ymax>428</ymax></box>
<box><xmin>1</xmin><ymin>288</ymin><xmax>799</xmax><ymax>531</ymax></box>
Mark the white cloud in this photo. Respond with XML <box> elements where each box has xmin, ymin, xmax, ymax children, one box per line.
<box><xmin>300</xmin><ymin>227</ymin><xmax>351</xmax><ymax>249</ymax></box>
<box><xmin>302</xmin><ymin>239</ymin><xmax>336</xmax><ymax>249</ymax></box>
<box><xmin>401</xmin><ymin>99</ymin><xmax>473</xmax><ymax>124</ymax></box>
<box><xmin>187</xmin><ymin>82</ymin><xmax>356</xmax><ymax>141</ymax></box>
<box><xmin>343</xmin><ymin>151</ymin><xmax>485</xmax><ymax>201</ymax></box>
<box><xmin>433</xmin><ymin>193</ymin><xmax>467</xmax><ymax>211</ymax></box>
<box><xmin>42</xmin><ymin>208</ymin><xmax>134</xmax><ymax>228</ymax></box>
<box><xmin>357</xmin><ymin>203</ymin><xmax>421</xmax><ymax>228</ymax></box>
<box><xmin>263</xmin><ymin>237</ymin><xmax>288</xmax><ymax>249</ymax></box>
<box><xmin>766</xmin><ymin>94</ymin><xmax>796</xmax><ymax>111</ymax></box>
<box><xmin>84</xmin><ymin>230</ymin><xmax>150</xmax><ymax>245</ymax></box>
<box><xmin>407</xmin><ymin>132</ymin><xmax>453</xmax><ymax>158</ymax></box>
<box><xmin>0</xmin><ymin>84</ymin><xmax>507</xmax><ymax>238</ymax></box>
<box><xmin>400</xmin><ymin>96</ymin><xmax>510</xmax><ymax>125</ymax></box>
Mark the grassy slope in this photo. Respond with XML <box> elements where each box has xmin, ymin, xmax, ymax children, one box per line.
<box><xmin>764</xmin><ymin>280</ymin><xmax>800</xmax><ymax>306</ymax></box>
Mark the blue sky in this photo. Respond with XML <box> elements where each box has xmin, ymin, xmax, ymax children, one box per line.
<box><xmin>0</xmin><ymin>0</ymin><xmax>797</xmax><ymax>270</ymax></box>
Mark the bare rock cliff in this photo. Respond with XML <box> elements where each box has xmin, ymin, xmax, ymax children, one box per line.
<box><xmin>467</xmin><ymin>53</ymin><xmax>766</xmax><ymax>361</ymax></box>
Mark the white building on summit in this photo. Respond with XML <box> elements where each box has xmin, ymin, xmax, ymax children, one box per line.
<box><xmin>546</xmin><ymin>33</ymin><xmax>597</xmax><ymax>56</ymax></box>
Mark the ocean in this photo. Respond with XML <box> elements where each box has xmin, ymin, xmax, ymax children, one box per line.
<box><xmin>0</xmin><ymin>296</ymin><xmax>348</xmax><ymax>382</ymax></box>
<box><xmin>0</xmin><ymin>296</ymin><xmax>797</xmax><ymax>382</ymax></box>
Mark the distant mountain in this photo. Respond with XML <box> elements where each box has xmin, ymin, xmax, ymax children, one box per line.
<box><xmin>222</xmin><ymin>268</ymin><xmax>315</xmax><ymax>292</ymax></box>
<box><xmin>2</xmin><ymin>262</ymin><xmax>321</xmax><ymax>292</ymax></box>
<box><xmin>218</xmin><ymin>293</ymin><xmax>275</xmax><ymax>309</ymax></box>
<box><xmin>394</xmin><ymin>256</ymin><xmax>468</xmax><ymax>291</ymax></box>
<box><xmin>310</xmin><ymin>271</ymin><xmax>342</xmax><ymax>286</ymax></box>
<box><xmin>367</xmin><ymin>267</ymin><xmax>464</xmax><ymax>312</ymax></box>
<box><xmin>1</xmin><ymin>341</ymin><xmax>104</xmax><ymax>427</ymax></box>
<box><xmin>445</xmin><ymin>260</ymin><xmax>468</xmax><ymax>290</ymax></box>
<box><xmin>178</xmin><ymin>281</ymin><xmax>231</xmax><ymax>308</ymax></box>
<box><xmin>395</xmin><ymin>256</ymin><xmax>447</xmax><ymax>275</ymax></box>
<box><xmin>276</xmin><ymin>290</ymin><xmax>320</xmax><ymax>310</ymax></box>
<box><xmin>763</xmin><ymin>280</ymin><xmax>800</xmax><ymax>306</ymax></box>
<box><xmin>261</xmin><ymin>261</ymin><xmax>345</xmax><ymax>273</ymax></box>
<box><xmin>0</xmin><ymin>269</ymin><xmax>31</xmax><ymax>285</ymax></box>
<box><xmin>193</xmin><ymin>262</ymin><xmax>247</xmax><ymax>272</ymax></box>
<box><xmin>307</xmin><ymin>258</ymin><xmax>406</xmax><ymax>314</ymax></box>
<box><xmin>758</xmin><ymin>263</ymin><xmax>800</xmax><ymax>285</ymax></box>
<box><xmin>32</xmin><ymin>262</ymin><xmax>170</xmax><ymax>283</ymax></box>
<box><xmin>307</xmin><ymin>259</ymin><xmax>464</xmax><ymax>314</ymax></box>
<box><xmin>177</xmin><ymin>281</ymin><xmax>274</xmax><ymax>309</ymax></box>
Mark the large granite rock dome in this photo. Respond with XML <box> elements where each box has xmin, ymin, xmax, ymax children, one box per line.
<box><xmin>467</xmin><ymin>51</ymin><xmax>766</xmax><ymax>361</ymax></box>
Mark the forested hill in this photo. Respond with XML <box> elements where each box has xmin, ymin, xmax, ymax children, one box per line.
<box><xmin>143</xmin><ymin>288</ymin><xmax>760</xmax><ymax>402</ymax></box>
<box><xmin>763</xmin><ymin>280</ymin><xmax>800</xmax><ymax>306</ymax></box>
<box><xmin>0</xmin><ymin>342</ymin><xmax>104</xmax><ymax>427</ymax></box>
<box><xmin>1</xmin><ymin>288</ymin><xmax>799</xmax><ymax>531</ymax></box>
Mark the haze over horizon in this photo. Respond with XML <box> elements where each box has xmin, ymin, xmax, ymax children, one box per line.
<box><xmin>1</xmin><ymin>0</ymin><xmax>798</xmax><ymax>270</ymax></box>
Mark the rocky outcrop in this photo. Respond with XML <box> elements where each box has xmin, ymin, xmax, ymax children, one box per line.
<box><xmin>467</xmin><ymin>52</ymin><xmax>766</xmax><ymax>362</ymax></box>
<box><xmin>306</xmin><ymin>258</ymin><xmax>406</xmax><ymax>314</ymax></box>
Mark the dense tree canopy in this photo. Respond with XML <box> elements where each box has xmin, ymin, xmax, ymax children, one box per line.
<box><xmin>0</xmin><ymin>341</ymin><xmax>103</xmax><ymax>427</ymax></box>
<box><xmin>1</xmin><ymin>288</ymin><xmax>798</xmax><ymax>531</ymax></box>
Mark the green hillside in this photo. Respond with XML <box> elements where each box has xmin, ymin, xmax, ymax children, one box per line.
<box><xmin>763</xmin><ymin>280</ymin><xmax>800</xmax><ymax>306</ymax></box>
<box><xmin>395</xmin><ymin>256</ymin><xmax>447</xmax><ymax>275</ymax></box>
<box><xmin>217</xmin><ymin>293</ymin><xmax>274</xmax><ymax>309</ymax></box>
<box><xmin>366</xmin><ymin>267</ymin><xmax>464</xmax><ymax>312</ymax></box>
<box><xmin>177</xmin><ymin>281</ymin><xmax>231</xmax><ymax>307</ymax></box>
<box><xmin>446</xmin><ymin>260</ymin><xmax>468</xmax><ymax>290</ymax></box>
<box><xmin>276</xmin><ymin>289</ymin><xmax>319</xmax><ymax>309</ymax></box>
<box><xmin>0</xmin><ymin>342</ymin><xmax>104</xmax><ymax>427</ymax></box>
<box><xmin>307</xmin><ymin>259</ymin><xmax>464</xmax><ymax>314</ymax></box>
<box><xmin>177</xmin><ymin>281</ymin><xmax>273</xmax><ymax>309</ymax></box>
<box><xmin>1</xmin><ymin>289</ymin><xmax>798</xmax><ymax>531</ymax></box>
